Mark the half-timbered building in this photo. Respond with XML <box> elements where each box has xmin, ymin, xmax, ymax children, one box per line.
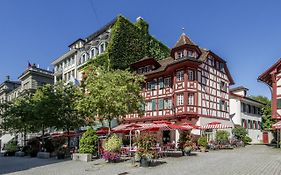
<box><xmin>258</xmin><ymin>58</ymin><xmax>281</xmax><ymax>119</ymax></box>
<box><xmin>125</xmin><ymin>33</ymin><xmax>235</xmax><ymax>138</ymax></box>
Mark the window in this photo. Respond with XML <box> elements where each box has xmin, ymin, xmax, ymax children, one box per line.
<box><xmin>100</xmin><ymin>43</ymin><xmax>105</xmax><ymax>53</ymax></box>
<box><xmin>208</xmin><ymin>56</ymin><xmax>215</xmax><ymax>66</ymax></box>
<box><xmin>177</xmin><ymin>51</ymin><xmax>184</xmax><ymax>59</ymax></box>
<box><xmin>188</xmin><ymin>50</ymin><xmax>193</xmax><ymax>57</ymax></box>
<box><xmin>277</xmin><ymin>99</ymin><xmax>281</xmax><ymax>109</ymax></box>
<box><xmin>152</xmin><ymin>99</ymin><xmax>156</xmax><ymax>111</ymax></box>
<box><xmin>158</xmin><ymin>98</ymin><xmax>164</xmax><ymax>110</ymax></box>
<box><xmin>146</xmin><ymin>101</ymin><xmax>152</xmax><ymax>111</ymax></box>
<box><xmin>188</xmin><ymin>93</ymin><xmax>194</xmax><ymax>105</ymax></box>
<box><xmin>248</xmin><ymin>120</ymin><xmax>252</xmax><ymax>129</ymax></box>
<box><xmin>220</xmin><ymin>81</ymin><xmax>227</xmax><ymax>92</ymax></box>
<box><xmin>177</xmin><ymin>94</ymin><xmax>184</xmax><ymax>106</ymax></box>
<box><xmin>219</xmin><ymin>100</ymin><xmax>227</xmax><ymax>111</ymax></box>
<box><xmin>176</xmin><ymin>70</ymin><xmax>184</xmax><ymax>81</ymax></box>
<box><xmin>164</xmin><ymin>77</ymin><xmax>171</xmax><ymax>88</ymax></box>
<box><xmin>159</xmin><ymin>78</ymin><xmax>164</xmax><ymax>89</ymax></box>
<box><xmin>219</xmin><ymin>63</ymin><xmax>225</xmax><ymax>72</ymax></box>
<box><xmin>147</xmin><ymin>80</ymin><xmax>156</xmax><ymax>90</ymax></box>
<box><xmin>188</xmin><ymin>70</ymin><xmax>195</xmax><ymax>81</ymax></box>
<box><xmin>90</xmin><ymin>48</ymin><xmax>95</xmax><ymax>58</ymax></box>
<box><xmin>164</xmin><ymin>99</ymin><xmax>172</xmax><ymax>109</ymax></box>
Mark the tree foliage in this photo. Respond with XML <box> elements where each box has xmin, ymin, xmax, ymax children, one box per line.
<box><xmin>232</xmin><ymin>126</ymin><xmax>248</xmax><ymax>140</ymax></box>
<box><xmin>79</xmin><ymin>127</ymin><xmax>98</xmax><ymax>154</ymax></box>
<box><xmin>77</xmin><ymin>68</ymin><xmax>144</xmax><ymax>128</ymax></box>
<box><xmin>215</xmin><ymin>130</ymin><xmax>230</xmax><ymax>144</ymax></box>
<box><xmin>249</xmin><ymin>95</ymin><xmax>273</xmax><ymax>129</ymax></box>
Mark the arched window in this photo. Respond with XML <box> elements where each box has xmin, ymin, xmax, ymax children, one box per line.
<box><xmin>90</xmin><ymin>48</ymin><xmax>95</xmax><ymax>58</ymax></box>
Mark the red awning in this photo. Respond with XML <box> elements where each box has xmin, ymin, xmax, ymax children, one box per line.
<box><xmin>199</xmin><ymin>121</ymin><xmax>232</xmax><ymax>130</ymax></box>
<box><xmin>96</xmin><ymin>127</ymin><xmax>110</xmax><ymax>135</ymax></box>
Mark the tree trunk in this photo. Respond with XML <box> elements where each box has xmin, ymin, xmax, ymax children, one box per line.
<box><xmin>67</xmin><ymin>128</ymin><xmax>70</xmax><ymax>148</ymax></box>
<box><xmin>108</xmin><ymin>119</ymin><xmax>112</xmax><ymax>134</ymax></box>
<box><xmin>42</xmin><ymin>124</ymin><xmax>45</xmax><ymax>151</ymax></box>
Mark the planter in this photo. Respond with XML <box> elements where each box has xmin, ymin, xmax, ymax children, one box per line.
<box><xmin>200</xmin><ymin>146</ymin><xmax>207</xmax><ymax>152</ymax></box>
<box><xmin>140</xmin><ymin>157</ymin><xmax>151</xmax><ymax>167</ymax></box>
<box><xmin>72</xmin><ymin>153</ymin><xmax>92</xmax><ymax>162</ymax></box>
<box><xmin>37</xmin><ymin>152</ymin><xmax>50</xmax><ymax>159</ymax></box>
<box><xmin>57</xmin><ymin>153</ymin><xmax>65</xmax><ymax>159</ymax></box>
<box><xmin>15</xmin><ymin>151</ymin><xmax>25</xmax><ymax>157</ymax></box>
<box><xmin>184</xmin><ymin>147</ymin><xmax>192</xmax><ymax>156</ymax></box>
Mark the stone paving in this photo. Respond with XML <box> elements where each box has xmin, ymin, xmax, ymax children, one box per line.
<box><xmin>1</xmin><ymin>145</ymin><xmax>281</xmax><ymax>175</ymax></box>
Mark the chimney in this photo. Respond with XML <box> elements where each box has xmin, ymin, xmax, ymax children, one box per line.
<box><xmin>136</xmin><ymin>16</ymin><xmax>143</xmax><ymax>22</ymax></box>
<box><xmin>6</xmin><ymin>75</ymin><xmax>10</xmax><ymax>81</ymax></box>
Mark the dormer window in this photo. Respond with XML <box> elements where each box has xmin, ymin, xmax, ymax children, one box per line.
<box><xmin>208</xmin><ymin>56</ymin><xmax>215</xmax><ymax>66</ymax></box>
<box><xmin>219</xmin><ymin>63</ymin><xmax>225</xmax><ymax>73</ymax></box>
<box><xmin>188</xmin><ymin>50</ymin><xmax>198</xmax><ymax>58</ymax></box>
<box><xmin>177</xmin><ymin>51</ymin><xmax>184</xmax><ymax>59</ymax></box>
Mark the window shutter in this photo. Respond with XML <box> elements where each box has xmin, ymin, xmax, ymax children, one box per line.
<box><xmin>277</xmin><ymin>99</ymin><xmax>281</xmax><ymax>109</ymax></box>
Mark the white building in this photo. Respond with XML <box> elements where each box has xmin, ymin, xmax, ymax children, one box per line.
<box><xmin>51</xmin><ymin>19</ymin><xmax>116</xmax><ymax>84</ymax></box>
<box><xmin>230</xmin><ymin>86</ymin><xmax>263</xmax><ymax>144</ymax></box>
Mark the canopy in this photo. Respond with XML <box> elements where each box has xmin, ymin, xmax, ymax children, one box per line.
<box><xmin>199</xmin><ymin>121</ymin><xmax>232</xmax><ymax>130</ymax></box>
<box><xmin>273</xmin><ymin>121</ymin><xmax>281</xmax><ymax>129</ymax></box>
<box><xmin>96</xmin><ymin>127</ymin><xmax>110</xmax><ymax>135</ymax></box>
<box><xmin>112</xmin><ymin>122</ymin><xmax>194</xmax><ymax>133</ymax></box>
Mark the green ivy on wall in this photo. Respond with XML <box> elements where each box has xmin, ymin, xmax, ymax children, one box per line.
<box><xmin>84</xmin><ymin>15</ymin><xmax>170</xmax><ymax>71</ymax></box>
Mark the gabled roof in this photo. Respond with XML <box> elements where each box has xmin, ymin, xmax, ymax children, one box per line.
<box><xmin>174</xmin><ymin>33</ymin><xmax>195</xmax><ymax>47</ymax></box>
<box><xmin>258</xmin><ymin>58</ymin><xmax>281</xmax><ymax>86</ymax></box>
<box><xmin>230</xmin><ymin>86</ymin><xmax>249</xmax><ymax>92</ymax></box>
<box><xmin>130</xmin><ymin>57</ymin><xmax>161</xmax><ymax>69</ymax></box>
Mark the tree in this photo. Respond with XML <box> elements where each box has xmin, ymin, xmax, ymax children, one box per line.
<box><xmin>54</xmin><ymin>82</ymin><xmax>86</xmax><ymax>147</ymax></box>
<box><xmin>215</xmin><ymin>130</ymin><xmax>230</xmax><ymax>144</ymax></box>
<box><xmin>1</xmin><ymin>96</ymin><xmax>35</xmax><ymax>146</ymax></box>
<box><xmin>249</xmin><ymin>95</ymin><xmax>273</xmax><ymax>130</ymax></box>
<box><xmin>77</xmin><ymin>68</ymin><xmax>144</xmax><ymax>130</ymax></box>
<box><xmin>32</xmin><ymin>84</ymin><xmax>58</xmax><ymax>143</ymax></box>
<box><xmin>232</xmin><ymin>126</ymin><xmax>248</xmax><ymax>140</ymax></box>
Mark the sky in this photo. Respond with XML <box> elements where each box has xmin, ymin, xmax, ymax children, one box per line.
<box><xmin>1</xmin><ymin>0</ymin><xmax>281</xmax><ymax>98</ymax></box>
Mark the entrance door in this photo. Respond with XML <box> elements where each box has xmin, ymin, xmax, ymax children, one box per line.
<box><xmin>263</xmin><ymin>132</ymin><xmax>269</xmax><ymax>144</ymax></box>
<box><xmin>162</xmin><ymin>130</ymin><xmax>171</xmax><ymax>144</ymax></box>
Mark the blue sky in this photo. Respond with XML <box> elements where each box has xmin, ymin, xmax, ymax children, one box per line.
<box><xmin>1</xmin><ymin>0</ymin><xmax>281</xmax><ymax>98</ymax></box>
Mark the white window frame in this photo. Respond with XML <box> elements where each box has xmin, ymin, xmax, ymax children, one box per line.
<box><xmin>188</xmin><ymin>93</ymin><xmax>194</xmax><ymax>105</ymax></box>
<box><xmin>176</xmin><ymin>70</ymin><xmax>184</xmax><ymax>82</ymax></box>
<box><xmin>188</xmin><ymin>70</ymin><xmax>194</xmax><ymax>81</ymax></box>
<box><xmin>177</xmin><ymin>94</ymin><xmax>184</xmax><ymax>106</ymax></box>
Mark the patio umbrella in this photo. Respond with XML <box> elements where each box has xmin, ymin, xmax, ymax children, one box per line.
<box><xmin>96</xmin><ymin>127</ymin><xmax>110</xmax><ymax>135</ymax></box>
<box><xmin>124</xmin><ymin>124</ymin><xmax>142</xmax><ymax>156</ymax></box>
<box><xmin>180</xmin><ymin>122</ymin><xmax>197</xmax><ymax>130</ymax></box>
<box><xmin>273</xmin><ymin>121</ymin><xmax>281</xmax><ymax>129</ymax></box>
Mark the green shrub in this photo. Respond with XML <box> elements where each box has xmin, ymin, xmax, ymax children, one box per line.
<box><xmin>198</xmin><ymin>136</ymin><xmax>208</xmax><ymax>148</ymax></box>
<box><xmin>4</xmin><ymin>141</ymin><xmax>18</xmax><ymax>155</ymax></box>
<box><xmin>242</xmin><ymin>136</ymin><xmax>252</xmax><ymax>145</ymax></box>
<box><xmin>104</xmin><ymin>134</ymin><xmax>122</xmax><ymax>152</ymax></box>
<box><xmin>79</xmin><ymin>127</ymin><xmax>98</xmax><ymax>154</ymax></box>
<box><xmin>215</xmin><ymin>130</ymin><xmax>230</xmax><ymax>144</ymax></box>
<box><xmin>232</xmin><ymin>127</ymin><xmax>248</xmax><ymax>140</ymax></box>
<box><xmin>43</xmin><ymin>139</ymin><xmax>55</xmax><ymax>153</ymax></box>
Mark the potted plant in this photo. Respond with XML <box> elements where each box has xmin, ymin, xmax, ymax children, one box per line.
<box><xmin>57</xmin><ymin>146</ymin><xmax>67</xmax><ymax>159</ymax></box>
<box><xmin>178</xmin><ymin>131</ymin><xmax>193</xmax><ymax>156</ymax></box>
<box><xmin>103</xmin><ymin>134</ymin><xmax>122</xmax><ymax>163</ymax></box>
<box><xmin>136</xmin><ymin>134</ymin><xmax>157</xmax><ymax>167</ymax></box>
<box><xmin>215</xmin><ymin>130</ymin><xmax>230</xmax><ymax>147</ymax></box>
<box><xmin>198</xmin><ymin>136</ymin><xmax>208</xmax><ymax>152</ymax></box>
<box><xmin>73</xmin><ymin>127</ymin><xmax>98</xmax><ymax>162</ymax></box>
<box><xmin>183</xmin><ymin>141</ymin><xmax>193</xmax><ymax>156</ymax></box>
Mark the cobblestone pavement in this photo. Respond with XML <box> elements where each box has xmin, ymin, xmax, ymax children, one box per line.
<box><xmin>1</xmin><ymin>145</ymin><xmax>281</xmax><ymax>175</ymax></box>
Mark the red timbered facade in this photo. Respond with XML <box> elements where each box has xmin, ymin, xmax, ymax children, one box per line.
<box><xmin>258</xmin><ymin>58</ymin><xmax>281</xmax><ymax>119</ymax></box>
<box><xmin>125</xmin><ymin>33</ymin><xmax>235</xmax><ymax>127</ymax></box>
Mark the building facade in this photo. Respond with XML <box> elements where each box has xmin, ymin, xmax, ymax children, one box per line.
<box><xmin>125</xmin><ymin>33</ymin><xmax>235</xmax><ymax>140</ymax></box>
<box><xmin>52</xmin><ymin>19</ymin><xmax>115</xmax><ymax>84</ymax></box>
<box><xmin>0</xmin><ymin>64</ymin><xmax>53</xmax><ymax>151</ymax></box>
<box><xmin>229</xmin><ymin>86</ymin><xmax>263</xmax><ymax>143</ymax></box>
<box><xmin>258</xmin><ymin>59</ymin><xmax>281</xmax><ymax>120</ymax></box>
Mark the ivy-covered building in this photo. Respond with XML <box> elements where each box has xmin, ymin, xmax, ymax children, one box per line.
<box><xmin>51</xmin><ymin>15</ymin><xmax>169</xmax><ymax>84</ymax></box>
